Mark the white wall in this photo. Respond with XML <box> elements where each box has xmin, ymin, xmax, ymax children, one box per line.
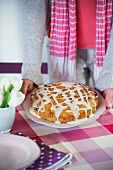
<box><xmin>0</xmin><ymin>0</ymin><xmax>50</xmax><ymax>83</ymax></box>
<box><xmin>0</xmin><ymin>0</ymin><xmax>23</xmax><ymax>62</ymax></box>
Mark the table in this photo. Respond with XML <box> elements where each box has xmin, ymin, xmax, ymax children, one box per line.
<box><xmin>10</xmin><ymin>105</ymin><xmax>113</xmax><ymax>170</ymax></box>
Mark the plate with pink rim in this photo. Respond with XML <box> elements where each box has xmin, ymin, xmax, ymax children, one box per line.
<box><xmin>22</xmin><ymin>89</ymin><xmax>106</xmax><ymax>128</ymax></box>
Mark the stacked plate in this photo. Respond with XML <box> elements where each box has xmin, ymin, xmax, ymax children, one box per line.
<box><xmin>0</xmin><ymin>134</ymin><xmax>40</xmax><ymax>170</ymax></box>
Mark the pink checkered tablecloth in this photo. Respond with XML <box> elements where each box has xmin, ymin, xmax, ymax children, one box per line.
<box><xmin>10</xmin><ymin>105</ymin><xmax>113</xmax><ymax>170</ymax></box>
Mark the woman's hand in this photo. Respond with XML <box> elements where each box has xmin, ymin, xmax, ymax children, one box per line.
<box><xmin>22</xmin><ymin>79</ymin><xmax>36</xmax><ymax>95</ymax></box>
<box><xmin>102</xmin><ymin>88</ymin><xmax>113</xmax><ymax>109</ymax></box>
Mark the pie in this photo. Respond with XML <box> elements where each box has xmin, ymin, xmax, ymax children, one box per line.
<box><xmin>30</xmin><ymin>82</ymin><xmax>99</xmax><ymax>123</ymax></box>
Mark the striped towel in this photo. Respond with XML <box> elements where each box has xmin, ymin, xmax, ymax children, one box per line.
<box><xmin>50</xmin><ymin>0</ymin><xmax>112</xmax><ymax>82</ymax></box>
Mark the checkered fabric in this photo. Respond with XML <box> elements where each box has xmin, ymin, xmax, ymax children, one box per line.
<box><xmin>11</xmin><ymin>106</ymin><xmax>113</xmax><ymax>170</ymax></box>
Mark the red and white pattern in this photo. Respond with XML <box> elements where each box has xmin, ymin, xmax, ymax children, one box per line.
<box><xmin>95</xmin><ymin>0</ymin><xmax>112</xmax><ymax>67</ymax></box>
<box><xmin>50</xmin><ymin>0</ymin><xmax>77</xmax><ymax>60</ymax></box>
<box><xmin>50</xmin><ymin>0</ymin><xmax>112</xmax><ymax>81</ymax></box>
<box><xmin>50</xmin><ymin>0</ymin><xmax>77</xmax><ymax>81</ymax></box>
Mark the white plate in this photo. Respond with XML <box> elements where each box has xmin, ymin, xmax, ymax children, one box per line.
<box><xmin>22</xmin><ymin>89</ymin><xmax>106</xmax><ymax>128</ymax></box>
<box><xmin>0</xmin><ymin>134</ymin><xmax>40</xmax><ymax>170</ymax></box>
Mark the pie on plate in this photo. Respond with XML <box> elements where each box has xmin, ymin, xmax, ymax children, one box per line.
<box><xmin>22</xmin><ymin>82</ymin><xmax>106</xmax><ymax>128</ymax></box>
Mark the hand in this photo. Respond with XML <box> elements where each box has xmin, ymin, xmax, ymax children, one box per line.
<box><xmin>22</xmin><ymin>79</ymin><xmax>36</xmax><ymax>95</ymax></box>
<box><xmin>102</xmin><ymin>88</ymin><xmax>113</xmax><ymax>109</ymax></box>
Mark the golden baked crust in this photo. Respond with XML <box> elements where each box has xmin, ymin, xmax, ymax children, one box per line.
<box><xmin>30</xmin><ymin>82</ymin><xmax>99</xmax><ymax>123</ymax></box>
